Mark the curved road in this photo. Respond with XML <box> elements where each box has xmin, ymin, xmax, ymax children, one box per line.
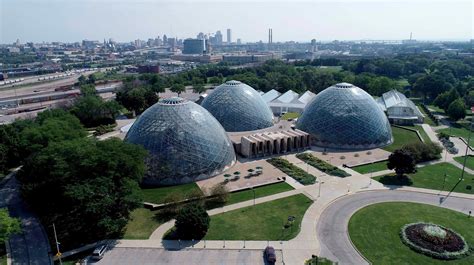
<box><xmin>316</xmin><ymin>190</ymin><xmax>474</xmax><ymax>265</ymax></box>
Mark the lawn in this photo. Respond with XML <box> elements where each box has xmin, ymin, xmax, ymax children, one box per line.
<box><xmin>375</xmin><ymin>162</ymin><xmax>474</xmax><ymax>195</ymax></box>
<box><xmin>349</xmin><ymin>202</ymin><xmax>474</xmax><ymax>264</ymax></box>
<box><xmin>351</xmin><ymin>160</ymin><xmax>388</xmax><ymax>174</ymax></box>
<box><xmin>140</xmin><ymin>182</ymin><xmax>203</xmax><ymax>204</ymax></box>
<box><xmin>204</xmin><ymin>194</ymin><xmax>313</xmax><ymax>241</ymax></box>
<box><xmin>453</xmin><ymin>156</ymin><xmax>474</xmax><ymax>171</ymax></box>
<box><xmin>416</xmin><ymin>104</ymin><xmax>437</xmax><ymax>126</ymax></box>
<box><xmin>382</xmin><ymin>126</ymin><xmax>422</xmax><ymax>152</ymax></box>
<box><xmin>280</xmin><ymin>112</ymin><xmax>300</xmax><ymax>120</ymax></box>
<box><xmin>438</xmin><ymin>125</ymin><xmax>474</xmax><ymax>147</ymax></box>
<box><xmin>226</xmin><ymin>182</ymin><xmax>294</xmax><ymax>205</ymax></box>
<box><xmin>122</xmin><ymin>208</ymin><xmax>170</xmax><ymax>239</ymax></box>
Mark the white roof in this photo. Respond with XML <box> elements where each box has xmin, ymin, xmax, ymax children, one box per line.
<box><xmin>377</xmin><ymin>90</ymin><xmax>424</xmax><ymax>118</ymax></box>
<box><xmin>298</xmin><ymin>91</ymin><xmax>316</xmax><ymax>104</ymax></box>
<box><xmin>272</xmin><ymin>90</ymin><xmax>299</xmax><ymax>104</ymax></box>
<box><xmin>261</xmin><ymin>89</ymin><xmax>281</xmax><ymax>103</ymax></box>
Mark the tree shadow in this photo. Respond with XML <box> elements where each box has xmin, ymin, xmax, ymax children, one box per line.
<box><xmin>377</xmin><ymin>174</ymin><xmax>413</xmax><ymax>188</ymax></box>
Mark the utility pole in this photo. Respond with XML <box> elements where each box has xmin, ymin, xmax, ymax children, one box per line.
<box><xmin>53</xmin><ymin>223</ymin><xmax>62</xmax><ymax>265</ymax></box>
<box><xmin>460</xmin><ymin>117</ymin><xmax>473</xmax><ymax>181</ymax></box>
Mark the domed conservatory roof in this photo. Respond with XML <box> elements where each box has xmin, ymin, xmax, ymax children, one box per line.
<box><xmin>296</xmin><ymin>83</ymin><xmax>393</xmax><ymax>150</ymax></box>
<box><xmin>125</xmin><ymin>97</ymin><xmax>236</xmax><ymax>186</ymax></box>
<box><xmin>201</xmin><ymin>80</ymin><xmax>274</xmax><ymax>132</ymax></box>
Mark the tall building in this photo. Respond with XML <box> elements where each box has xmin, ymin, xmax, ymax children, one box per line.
<box><xmin>163</xmin><ymin>34</ymin><xmax>168</xmax><ymax>45</ymax></box>
<box><xmin>268</xmin><ymin>28</ymin><xmax>273</xmax><ymax>44</ymax></box>
<box><xmin>226</xmin><ymin>29</ymin><xmax>232</xmax><ymax>44</ymax></box>
<box><xmin>215</xmin><ymin>30</ymin><xmax>223</xmax><ymax>45</ymax></box>
<box><xmin>183</xmin><ymin>38</ymin><xmax>206</xmax><ymax>54</ymax></box>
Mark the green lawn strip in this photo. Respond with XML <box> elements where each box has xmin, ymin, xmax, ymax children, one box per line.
<box><xmin>349</xmin><ymin>202</ymin><xmax>474</xmax><ymax>264</ymax></box>
<box><xmin>375</xmin><ymin>162</ymin><xmax>474</xmax><ymax>195</ymax></box>
<box><xmin>141</xmin><ymin>183</ymin><xmax>203</xmax><ymax>204</ymax></box>
<box><xmin>296</xmin><ymin>153</ymin><xmax>350</xmax><ymax>177</ymax></box>
<box><xmin>122</xmin><ymin>208</ymin><xmax>170</xmax><ymax>239</ymax></box>
<box><xmin>438</xmin><ymin>126</ymin><xmax>474</xmax><ymax>147</ymax></box>
<box><xmin>226</xmin><ymin>182</ymin><xmax>294</xmax><ymax>205</ymax></box>
<box><xmin>204</xmin><ymin>194</ymin><xmax>313</xmax><ymax>241</ymax></box>
<box><xmin>281</xmin><ymin>112</ymin><xmax>300</xmax><ymax>120</ymax></box>
<box><xmin>351</xmin><ymin>160</ymin><xmax>388</xmax><ymax>174</ymax></box>
<box><xmin>382</xmin><ymin>126</ymin><xmax>422</xmax><ymax>152</ymax></box>
<box><xmin>398</xmin><ymin>125</ymin><xmax>432</xmax><ymax>143</ymax></box>
<box><xmin>416</xmin><ymin>104</ymin><xmax>437</xmax><ymax>126</ymax></box>
<box><xmin>453</xmin><ymin>156</ymin><xmax>474</xmax><ymax>171</ymax></box>
<box><xmin>267</xmin><ymin>157</ymin><xmax>316</xmax><ymax>185</ymax></box>
<box><xmin>427</xmin><ymin>105</ymin><xmax>445</xmax><ymax>114</ymax></box>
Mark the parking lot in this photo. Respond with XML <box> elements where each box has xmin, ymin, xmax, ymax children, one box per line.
<box><xmin>90</xmin><ymin>248</ymin><xmax>284</xmax><ymax>265</ymax></box>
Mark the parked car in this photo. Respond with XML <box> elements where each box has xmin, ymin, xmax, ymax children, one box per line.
<box><xmin>264</xmin><ymin>246</ymin><xmax>276</xmax><ymax>263</ymax></box>
<box><xmin>91</xmin><ymin>244</ymin><xmax>107</xmax><ymax>260</ymax></box>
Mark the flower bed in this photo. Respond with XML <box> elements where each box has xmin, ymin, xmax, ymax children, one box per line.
<box><xmin>266</xmin><ymin>157</ymin><xmax>316</xmax><ymax>185</ymax></box>
<box><xmin>296</xmin><ymin>153</ymin><xmax>350</xmax><ymax>177</ymax></box>
<box><xmin>400</xmin><ymin>222</ymin><xmax>470</xmax><ymax>260</ymax></box>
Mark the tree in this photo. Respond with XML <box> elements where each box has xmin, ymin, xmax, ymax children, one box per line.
<box><xmin>207</xmin><ymin>183</ymin><xmax>229</xmax><ymax>204</ymax></box>
<box><xmin>170</xmin><ymin>83</ymin><xmax>186</xmax><ymax>96</ymax></box>
<box><xmin>79</xmin><ymin>84</ymin><xmax>96</xmax><ymax>96</ymax></box>
<box><xmin>71</xmin><ymin>95</ymin><xmax>122</xmax><ymax>127</ymax></box>
<box><xmin>18</xmin><ymin>138</ymin><xmax>147</xmax><ymax>249</ymax></box>
<box><xmin>78</xmin><ymin>75</ymin><xmax>87</xmax><ymax>85</ymax></box>
<box><xmin>116</xmin><ymin>86</ymin><xmax>158</xmax><ymax>115</ymax></box>
<box><xmin>447</xmin><ymin>98</ymin><xmax>466</xmax><ymax>121</ymax></box>
<box><xmin>0</xmin><ymin>208</ymin><xmax>21</xmax><ymax>242</ymax></box>
<box><xmin>387</xmin><ymin>149</ymin><xmax>416</xmax><ymax>178</ymax></box>
<box><xmin>174</xmin><ymin>203</ymin><xmax>210</xmax><ymax>239</ymax></box>
<box><xmin>192</xmin><ymin>83</ymin><xmax>207</xmax><ymax>94</ymax></box>
<box><xmin>433</xmin><ymin>88</ymin><xmax>460</xmax><ymax>112</ymax></box>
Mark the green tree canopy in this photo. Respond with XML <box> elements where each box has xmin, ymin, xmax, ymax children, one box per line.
<box><xmin>0</xmin><ymin>208</ymin><xmax>21</xmax><ymax>242</ymax></box>
<box><xmin>447</xmin><ymin>98</ymin><xmax>466</xmax><ymax>121</ymax></box>
<box><xmin>192</xmin><ymin>83</ymin><xmax>207</xmax><ymax>94</ymax></box>
<box><xmin>175</xmin><ymin>203</ymin><xmax>210</xmax><ymax>240</ymax></box>
<box><xmin>387</xmin><ymin>149</ymin><xmax>416</xmax><ymax>178</ymax></box>
<box><xmin>71</xmin><ymin>95</ymin><xmax>121</xmax><ymax>127</ymax></box>
<box><xmin>170</xmin><ymin>83</ymin><xmax>186</xmax><ymax>96</ymax></box>
<box><xmin>18</xmin><ymin>138</ymin><xmax>147</xmax><ymax>249</ymax></box>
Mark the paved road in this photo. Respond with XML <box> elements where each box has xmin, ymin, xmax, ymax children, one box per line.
<box><xmin>94</xmin><ymin>248</ymin><xmax>283</xmax><ymax>265</ymax></box>
<box><xmin>0</xmin><ymin>176</ymin><xmax>52</xmax><ymax>265</ymax></box>
<box><xmin>316</xmin><ymin>190</ymin><xmax>474</xmax><ymax>265</ymax></box>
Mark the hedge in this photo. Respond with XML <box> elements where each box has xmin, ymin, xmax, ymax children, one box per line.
<box><xmin>296</xmin><ymin>153</ymin><xmax>350</xmax><ymax>178</ymax></box>
<box><xmin>266</xmin><ymin>157</ymin><xmax>316</xmax><ymax>185</ymax></box>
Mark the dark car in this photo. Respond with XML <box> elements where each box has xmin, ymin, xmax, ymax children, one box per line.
<box><xmin>264</xmin><ymin>246</ymin><xmax>276</xmax><ymax>263</ymax></box>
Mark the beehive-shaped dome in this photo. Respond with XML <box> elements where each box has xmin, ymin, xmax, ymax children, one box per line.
<box><xmin>125</xmin><ymin>97</ymin><xmax>236</xmax><ymax>186</ymax></box>
<box><xmin>201</xmin><ymin>80</ymin><xmax>274</xmax><ymax>132</ymax></box>
<box><xmin>296</xmin><ymin>83</ymin><xmax>393</xmax><ymax>150</ymax></box>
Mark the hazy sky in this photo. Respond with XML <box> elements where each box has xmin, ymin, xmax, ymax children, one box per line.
<box><xmin>1</xmin><ymin>0</ymin><xmax>472</xmax><ymax>43</ymax></box>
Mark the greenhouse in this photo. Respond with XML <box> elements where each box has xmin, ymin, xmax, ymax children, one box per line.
<box><xmin>201</xmin><ymin>80</ymin><xmax>274</xmax><ymax>132</ymax></box>
<box><xmin>125</xmin><ymin>97</ymin><xmax>236</xmax><ymax>186</ymax></box>
<box><xmin>297</xmin><ymin>83</ymin><xmax>393</xmax><ymax>150</ymax></box>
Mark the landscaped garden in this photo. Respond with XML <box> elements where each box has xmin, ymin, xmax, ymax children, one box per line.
<box><xmin>348</xmin><ymin>202</ymin><xmax>474</xmax><ymax>264</ymax></box>
<box><xmin>438</xmin><ymin>124</ymin><xmax>474</xmax><ymax>147</ymax></box>
<box><xmin>383</xmin><ymin>126</ymin><xmax>423</xmax><ymax>152</ymax></box>
<box><xmin>267</xmin><ymin>157</ymin><xmax>316</xmax><ymax>185</ymax></box>
<box><xmin>351</xmin><ymin>160</ymin><xmax>388</xmax><ymax>174</ymax></box>
<box><xmin>375</xmin><ymin>162</ymin><xmax>474</xmax><ymax>195</ymax></box>
<box><xmin>281</xmin><ymin>112</ymin><xmax>300</xmax><ymax>120</ymax></box>
<box><xmin>141</xmin><ymin>182</ymin><xmax>203</xmax><ymax>204</ymax></box>
<box><xmin>296</xmin><ymin>152</ymin><xmax>350</xmax><ymax>177</ymax></box>
<box><xmin>204</xmin><ymin>194</ymin><xmax>312</xmax><ymax>240</ymax></box>
<box><xmin>453</xmin><ymin>155</ymin><xmax>474</xmax><ymax>171</ymax></box>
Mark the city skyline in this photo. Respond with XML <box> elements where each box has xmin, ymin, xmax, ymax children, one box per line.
<box><xmin>1</xmin><ymin>0</ymin><xmax>472</xmax><ymax>44</ymax></box>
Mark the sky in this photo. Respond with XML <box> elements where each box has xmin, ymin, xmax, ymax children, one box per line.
<box><xmin>1</xmin><ymin>0</ymin><xmax>472</xmax><ymax>44</ymax></box>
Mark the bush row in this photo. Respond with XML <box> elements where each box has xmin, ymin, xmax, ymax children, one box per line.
<box><xmin>420</xmin><ymin>104</ymin><xmax>440</xmax><ymax>126</ymax></box>
<box><xmin>266</xmin><ymin>157</ymin><xmax>316</xmax><ymax>185</ymax></box>
<box><xmin>296</xmin><ymin>153</ymin><xmax>350</xmax><ymax>178</ymax></box>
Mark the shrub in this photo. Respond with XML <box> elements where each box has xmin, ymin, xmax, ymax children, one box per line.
<box><xmin>93</xmin><ymin>124</ymin><xmax>115</xmax><ymax>136</ymax></box>
<box><xmin>296</xmin><ymin>153</ymin><xmax>350</xmax><ymax>178</ymax></box>
<box><xmin>175</xmin><ymin>203</ymin><xmax>210</xmax><ymax>240</ymax></box>
<box><xmin>402</xmin><ymin>142</ymin><xmax>442</xmax><ymax>163</ymax></box>
<box><xmin>266</xmin><ymin>157</ymin><xmax>316</xmax><ymax>185</ymax></box>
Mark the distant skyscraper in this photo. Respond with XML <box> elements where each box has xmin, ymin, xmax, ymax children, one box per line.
<box><xmin>197</xmin><ymin>32</ymin><xmax>205</xmax><ymax>40</ymax></box>
<box><xmin>226</xmin><ymin>29</ymin><xmax>232</xmax><ymax>44</ymax></box>
<box><xmin>163</xmin><ymin>34</ymin><xmax>168</xmax><ymax>45</ymax></box>
<box><xmin>215</xmin><ymin>30</ymin><xmax>223</xmax><ymax>45</ymax></box>
<box><xmin>237</xmin><ymin>38</ymin><xmax>242</xmax><ymax>45</ymax></box>
<box><xmin>268</xmin><ymin>28</ymin><xmax>273</xmax><ymax>44</ymax></box>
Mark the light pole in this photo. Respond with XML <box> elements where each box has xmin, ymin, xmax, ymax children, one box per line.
<box><xmin>53</xmin><ymin>223</ymin><xmax>62</xmax><ymax>265</ymax></box>
<box><xmin>318</xmin><ymin>181</ymin><xmax>324</xmax><ymax>197</ymax></box>
<box><xmin>251</xmin><ymin>187</ymin><xmax>256</xmax><ymax>206</ymax></box>
<box><xmin>460</xmin><ymin>117</ymin><xmax>473</xmax><ymax>181</ymax></box>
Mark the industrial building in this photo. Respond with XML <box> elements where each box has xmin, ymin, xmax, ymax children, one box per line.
<box><xmin>183</xmin><ymin>38</ymin><xmax>206</xmax><ymax>54</ymax></box>
<box><xmin>376</xmin><ymin>90</ymin><xmax>424</xmax><ymax>125</ymax></box>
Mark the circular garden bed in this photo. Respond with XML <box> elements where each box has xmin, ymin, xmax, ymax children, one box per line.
<box><xmin>400</xmin><ymin>222</ymin><xmax>469</xmax><ymax>260</ymax></box>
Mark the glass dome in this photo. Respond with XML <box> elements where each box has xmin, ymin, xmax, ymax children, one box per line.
<box><xmin>201</xmin><ymin>80</ymin><xmax>274</xmax><ymax>132</ymax></box>
<box><xmin>125</xmin><ymin>97</ymin><xmax>236</xmax><ymax>186</ymax></box>
<box><xmin>296</xmin><ymin>83</ymin><xmax>393</xmax><ymax>150</ymax></box>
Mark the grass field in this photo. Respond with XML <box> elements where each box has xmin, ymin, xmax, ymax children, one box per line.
<box><xmin>438</xmin><ymin>125</ymin><xmax>474</xmax><ymax>147</ymax></box>
<box><xmin>280</xmin><ymin>112</ymin><xmax>300</xmax><ymax>120</ymax></box>
<box><xmin>122</xmin><ymin>208</ymin><xmax>170</xmax><ymax>239</ymax></box>
<box><xmin>351</xmin><ymin>160</ymin><xmax>388</xmax><ymax>174</ymax></box>
<box><xmin>349</xmin><ymin>202</ymin><xmax>474</xmax><ymax>264</ymax></box>
<box><xmin>375</xmin><ymin>162</ymin><xmax>474</xmax><ymax>195</ymax></box>
<box><xmin>204</xmin><ymin>194</ymin><xmax>312</xmax><ymax>241</ymax></box>
<box><xmin>141</xmin><ymin>183</ymin><xmax>203</xmax><ymax>204</ymax></box>
<box><xmin>453</xmin><ymin>156</ymin><xmax>474</xmax><ymax>171</ymax></box>
<box><xmin>226</xmin><ymin>182</ymin><xmax>294</xmax><ymax>205</ymax></box>
<box><xmin>382</xmin><ymin>126</ymin><xmax>422</xmax><ymax>152</ymax></box>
